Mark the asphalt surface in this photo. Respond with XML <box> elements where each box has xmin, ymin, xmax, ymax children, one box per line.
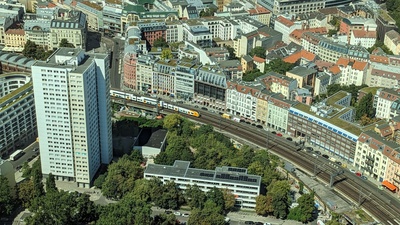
<box><xmin>108</xmin><ymin>37</ymin><xmax>124</xmax><ymax>89</ymax></box>
<box><xmin>9</xmin><ymin>142</ymin><xmax>39</xmax><ymax>169</ymax></box>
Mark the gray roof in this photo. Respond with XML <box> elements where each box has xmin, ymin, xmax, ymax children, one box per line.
<box><xmin>142</xmin><ymin>129</ymin><xmax>167</xmax><ymax>148</ymax></box>
<box><xmin>50</xmin><ymin>10</ymin><xmax>86</xmax><ymax>29</ymax></box>
<box><xmin>0</xmin><ymin>52</ymin><xmax>36</xmax><ymax>68</ymax></box>
<box><xmin>145</xmin><ymin>160</ymin><xmax>262</xmax><ymax>186</ymax></box>
<box><xmin>197</xmin><ymin>68</ymin><xmax>227</xmax><ymax>87</ymax></box>
<box><xmin>24</xmin><ymin>19</ymin><xmax>51</xmax><ymax>31</ymax></box>
<box><xmin>361</xmin><ymin>130</ymin><xmax>400</xmax><ymax>150</ymax></box>
<box><xmin>288</xmin><ymin>66</ymin><xmax>317</xmax><ymax>77</ymax></box>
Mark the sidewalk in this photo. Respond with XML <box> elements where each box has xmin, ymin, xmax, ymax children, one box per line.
<box><xmin>226</xmin><ymin>211</ymin><xmax>304</xmax><ymax>225</ymax></box>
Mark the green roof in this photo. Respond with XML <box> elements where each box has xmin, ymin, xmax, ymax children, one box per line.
<box><xmin>123</xmin><ymin>4</ymin><xmax>147</xmax><ymax>13</ymax></box>
<box><xmin>294</xmin><ymin>103</ymin><xmax>362</xmax><ymax>135</ymax></box>
<box><xmin>326</xmin><ymin>91</ymin><xmax>348</xmax><ymax>109</ymax></box>
<box><xmin>360</xmin><ymin>86</ymin><xmax>381</xmax><ymax>96</ymax></box>
<box><xmin>138</xmin><ymin>0</ymin><xmax>154</xmax><ymax>4</ymax></box>
<box><xmin>0</xmin><ymin>83</ymin><xmax>32</xmax><ymax>106</ymax></box>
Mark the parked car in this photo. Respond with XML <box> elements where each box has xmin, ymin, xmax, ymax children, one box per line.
<box><xmin>194</xmin><ymin>105</ymin><xmax>199</xmax><ymax>108</ymax></box>
<box><xmin>201</xmin><ymin>107</ymin><xmax>208</xmax><ymax>111</ymax></box>
<box><xmin>271</xmin><ymin>131</ymin><xmax>276</xmax><ymax>134</ymax></box>
<box><xmin>305</xmin><ymin>147</ymin><xmax>313</xmax><ymax>152</ymax></box>
<box><xmin>286</xmin><ymin>137</ymin><xmax>293</xmax><ymax>141</ymax></box>
<box><xmin>335</xmin><ymin>161</ymin><xmax>342</xmax><ymax>166</ymax></box>
<box><xmin>245</xmin><ymin>222</ymin><xmax>255</xmax><ymax>225</ymax></box>
<box><xmin>173</xmin><ymin>211</ymin><xmax>181</xmax><ymax>216</ymax></box>
<box><xmin>276</xmin><ymin>133</ymin><xmax>283</xmax><ymax>137</ymax></box>
<box><xmin>349</xmin><ymin>169</ymin><xmax>356</xmax><ymax>173</ymax></box>
<box><xmin>256</xmin><ymin>125</ymin><xmax>263</xmax><ymax>129</ymax></box>
<box><xmin>16</xmin><ymin>165</ymin><xmax>22</xmax><ymax>171</ymax></box>
<box><xmin>355</xmin><ymin>172</ymin><xmax>362</xmax><ymax>177</ymax></box>
<box><xmin>322</xmin><ymin>154</ymin><xmax>329</xmax><ymax>159</ymax></box>
<box><xmin>314</xmin><ymin>151</ymin><xmax>321</xmax><ymax>155</ymax></box>
<box><xmin>181</xmin><ymin>213</ymin><xmax>189</xmax><ymax>217</ymax></box>
<box><xmin>361</xmin><ymin>176</ymin><xmax>368</xmax><ymax>180</ymax></box>
<box><xmin>165</xmin><ymin>210</ymin><xmax>172</xmax><ymax>214</ymax></box>
<box><xmin>255</xmin><ymin>222</ymin><xmax>263</xmax><ymax>225</ymax></box>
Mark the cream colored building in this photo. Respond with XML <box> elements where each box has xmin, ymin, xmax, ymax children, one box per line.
<box><xmin>258</xmin><ymin>72</ymin><xmax>297</xmax><ymax>100</ymax></box>
<box><xmin>256</xmin><ymin>92</ymin><xmax>270</xmax><ymax>125</ymax></box>
<box><xmin>136</xmin><ymin>55</ymin><xmax>154</xmax><ymax>92</ymax></box>
<box><xmin>75</xmin><ymin>1</ymin><xmax>103</xmax><ymax>31</ymax></box>
<box><xmin>384</xmin><ymin>30</ymin><xmax>400</xmax><ymax>55</ymax></box>
<box><xmin>49</xmin><ymin>10</ymin><xmax>87</xmax><ymax>50</ymax></box>
<box><xmin>4</xmin><ymin>28</ymin><xmax>26</xmax><ymax>52</ymax></box>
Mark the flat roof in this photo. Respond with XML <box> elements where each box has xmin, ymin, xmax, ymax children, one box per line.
<box><xmin>145</xmin><ymin>160</ymin><xmax>262</xmax><ymax>186</ymax></box>
<box><xmin>0</xmin><ymin>82</ymin><xmax>32</xmax><ymax>106</ymax></box>
<box><xmin>326</xmin><ymin>91</ymin><xmax>348</xmax><ymax>109</ymax></box>
<box><xmin>288</xmin><ymin>66</ymin><xmax>317</xmax><ymax>77</ymax></box>
<box><xmin>143</xmin><ymin>129</ymin><xmax>167</xmax><ymax>148</ymax></box>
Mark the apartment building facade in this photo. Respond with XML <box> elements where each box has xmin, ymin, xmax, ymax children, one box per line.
<box><xmin>194</xmin><ymin>67</ymin><xmax>227</xmax><ymax>110</ymax></box>
<box><xmin>336</xmin><ymin>57</ymin><xmax>368</xmax><ymax>86</ymax></box>
<box><xmin>144</xmin><ymin>160</ymin><xmax>262</xmax><ymax>209</ymax></box>
<box><xmin>258</xmin><ymin>72</ymin><xmax>297</xmax><ymax>99</ymax></box>
<box><xmin>267</xmin><ymin>94</ymin><xmax>293</xmax><ymax>133</ymax></box>
<box><xmin>0</xmin><ymin>73</ymin><xmax>36</xmax><ymax>159</ymax></box>
<box><xmin>75</xmin><ymin>1</ymin><xmax>103</xmax><ymax>31</ymax></box>
<box><xmin>31</xmin><ymin>48</ymin><xmax>113</xmax><ymax>187</ymax></box>
<box><xmin>366</xmin><ymin>63</ymin><xmax>400</xmax><ymax>89</ymax></box>
<box><xmin>375</xmin><ymin>88</ymin><xmax>400</xmax><ymax>120</ymax></box>
<box><xmin>226</xmin><ymin>82</ymin><xmax>260</xmax><ymax>122</ymax></box>
<box><xmin>152</xmin><ymin>60</ymin><xmax>176</xmax><ymax>95</ymax></box>
<box><xmin>384</xmin><ymin>30</ymin><xmax>400</xmax><ymax>55</ymax></box>
<box><xmin>4</xmin><ymin>29</ymin><xmax>26</xmax><ymax>52</ymax></box>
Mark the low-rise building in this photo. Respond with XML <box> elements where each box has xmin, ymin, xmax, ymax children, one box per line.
<box><xmin>75</xmin><ymin>1</ymin><xmax>103</xmax><ymax>31</ymax></box>
<box><xmin>267</xmin><ymin>94</ymin><xmax>293</xmax><ymax>133</ymax></box>
<box><xmin>133</xmin><ymin>129</ymin><xmax>167</xmax><ymax>158</ymax></box>
<box><xmin>258</xmin><ymin>71</ymin><xmax>297</xmax><ymax>99</ymax></box>
<box><xmin>286</xmin><ymin>66</ymin><xmax>317</xmax><ymax>89</ymax></box>
<box><xmin>258</xmin><ymin>0</ymin><xmax>325</xmax><ymax>15</ymax></box>
<box><xmin>247</xmin><ymin>5</ymin><xmax>271</xmax><ymax>26</ymax></box>
<box><xmin>336</xmin><ymin>57</ymin><xmax>368</xmax><ymax>86</ymax></box>
<box><xmin>366</xmin><ymin>63</ymin><xmax>400</xmax><ymax>89</ymax></box>
<box><xmin>375</xmin><ymin>88</ymin><xmax>400</xmax><ymax>120</ymax></box>
<box><xmin>4</xmin><ymin>28</ymin><xmax>25</xmax><ymax>52</ymax></box>
<box><xmin>384</xmin><ymin>30</ymin><xmax>400</xmax><ymax>55</ymax></box>
<box><xmin>273</xmin><ymin>16</ymin><xmax>301</xmax><ymax>44</ymax></box>
<box><xmin>144</xmin><ymin>160</ymin><xmax>262</xmax><ymax>209</ymax></box>
<box><xmin>175</xmin><ymin>61</ymin><xmax>199</xmax><ymax>100</ymax></box>
<box><xmin>0</xmin><ymin>73</ymin><xmax>36</xmax><ymax>158</ymax></box>
<box><xmin>313</xmin><ymin>65</ymin><xmax>341</xmax><ymax>96</ymax></box>
<box><xmin>0</xmin><ymin>51</ymin><xmax>36</xmax><ymax>72</ymax></box>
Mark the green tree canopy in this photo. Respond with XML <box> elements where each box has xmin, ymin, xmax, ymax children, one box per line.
<box><xmin>18</xmin><ymin>179</ymin><xmax>35</xmax><ymax>208</ymax></box>
<box><xmin>22</xmin><ymin>40</ymin><xmax>54</xmax><ymax>60</ymax></box>
<box><xmin>59</xmin><ymin>38</ymin><xmax>75</xmax><ymax>48</ymax></box>
<box><xmin>161</xmin><ymin>49</ymin><xmax>173</xmax><ymax>60</ymax></box>
<box><xmin>185</xmin><ymin>184</ymin><xmax>207</xmax><ymax>209</ymax></box>
<box><xmin>269</xmin><ymin>180</ymin><xmax>291</xmax><ymax>219</ymax></box>
<box><xmin>153</xmin><ymin>37</ymin><xmax>169</xmax><ymax>48</ymax></box>
<box><xmin>199</xmin><ymin>8</ymin><xmax>217</xmax><ymax>17</ymax></box>
<box><xmin>265</xmin><ymin>58</ymin><xmax>295</xmax><ymax>75</ymax></box>
<box><xmin>151</xmin><ymin>213</ymin><xmax>179</xmax><ymax>225</ymax></box>
<box><xmin>153</xmin><ymin>181</ymin><xmax>185</xmax><ymax>210</ymax></box>
<box><xmin>222</xmin><ymin>188</ymin><xmax>236</xmax><ymax>212</ymax></box>
<box><xmin>355</xmin><ymin>92</ymin><xmax>375</xmax><ymax>120</ymax></box>
<box><xmin>206</xmin><ymin>187</ymin><xmax>225</xmax><ymax>213</ymax></box>
<box><xmin>326</xmin><ymin>84</ymin><xmax>368</xmax><ymax>106</ymax></box>
<box><xmin>101</xmin><ymin>155</ymin><xmax>144</xmax><ymax>199</ymax></box>
<box><xmin>288</xmin><ymin>192</ymin><xmax>315</xmax><ymax>222</ymax></box>
<box><xmin>249</xmin><ymin>46</ymin><xmax>266</xmax><ymax>58</ymax></box>
<box><xmin>187</xmin><ymin>200</ymin><xmax>226</xmax><ymax>225</ymax></box>
<box><xmin>226</xmin><ymin>45</ymin><xmax>238</xmax><ymax>60</ymax></box>
<box><xmin>0</xmin><ymin>175</ymin><xmax>14</xmax><ymax>215</ymax></box>
<box><xmin>45</xmin><ymin>173</ymin><xmax>57</xmax><ymax>193</ymax></box>
<box><xmin>255</xmin><ymin>194</ymin><xmax>274</xmax><ymax>216</ymax></box>
<box><xmin>242</xmin><ymin>69</ymin><xmax>264</xmax><ymax>82</ymax></box>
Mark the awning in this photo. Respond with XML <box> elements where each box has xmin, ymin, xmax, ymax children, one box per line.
<box><xmin>382</xmin><ymin>180</ymin><xmax>397</xmax><ymax>191</ymax></box>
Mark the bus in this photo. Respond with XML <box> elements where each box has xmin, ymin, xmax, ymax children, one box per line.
<box><xmin>9</xmin><ymin>150</ymin><xmax>24</xmax><ymax>161</ymax></box>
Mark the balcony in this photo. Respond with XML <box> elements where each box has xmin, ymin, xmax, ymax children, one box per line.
<box><xmin>366</xmin><ymin>154</ymin><xmax>374</xmax><ymax>161</ymax></box>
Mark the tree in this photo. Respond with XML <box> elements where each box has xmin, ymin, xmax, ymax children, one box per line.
<box><xmin>59</xmin><ymin>38</ymin><xmax>75</xmax><ymax>48</ymax></box>
<box><xmin>153</xmin><ymin>37</ymin><xmax>169</xmax><ymax>48</ymax></box>
<box><xmin>288</xmin><ymin>192</ymin><xmax>315</xmax><ymax>222</ymax></box>
<box><xmin>355</xmin><ymin>92</ymin><xmax>375</xmax><ymax>120</ymax></box>
<box><xmin>242</xmin><ymin>69</ymin><xmax>264</xmax><ymax>82</ymax></box>
<box><xmin>187</xmin><ymin>200</ymin><xmax>226</xmax><ymax>225</ymax></box>
<box><xmin>163</xmin><ymin>114</ymin><xmax>182</xmax><ymax>130</ymax></box>
<box><xmin>93</xmin><ymin>172</ymin><xmax>108</xmax><ymax>189</ymax></box>
<box><xmin>299</xmin><ymin>182</ymin><xmax>304</xmax><ymax>195</ymax></box>
<box><xmin>222</xmin><ymin>188</ymin><xmax>236</xmax><ymax>212</ymax></box>
<box><xmin>226</xmin><ymin>46</ymin><xmax>238</xmax><ymax>60</ymax></box>
<box><xmin>22</xmin><ymin>40</ymin><xmax>38</xmax><ymax>59</ymax></box>
<box><xmin>0</xmin><ymin>176</ymin><xmax>14</xmax><ymax>216</ymax></box>
<box><xmin>131</xmin><ymin>179</ymin><xmax>154</xmax><ymax>203</ymax></box>
<box><xmin>154</xmin><ymin>134</ymin><xmax>194</xmax><ymax>165</ymax></box>
<box><xmin>154</xmin><ymin>181</ymin><xmax>185</xmax><ymax>210</ymax></box>
<box><xmin>32</xmin><ymin>168</ymin><xmax>44</xmax><ymax>198</ymax></box>
<box><xmin>18</xmin><ymin>179</ymin><xmax>35</xmax><ymax>208</ymax></box>
<box><xmin>249</xmin><ymin>46</ymin><xmax>266</xmax><ymax>58</ymax></box>
<box><xmin>255</xmin><ymin>194</ymin><xmax>274</xmax><ymax>216</ymax></box>
<box><xmin>101</xmin><ymin>155</ymin><xmax>144</xmax><ymax>199</ymax></box>
<box><xmin>328</xmin><ymin>29</ymin><xmax>337</xmax><ymax>37</ymax></box>
<box><xmin>97</xmin><ymin>193</ymin><xmax>152</xmax><ymax>225</ymax></box>
<box><xmin>45</xmin><ymin>173</ymin><xmax>57</xmax><ymax>192</ymax></box>
<box><xmin>151</xmin><ymin>213</ymin><xmax>179</xmax><ymax>225</ymax></box>
<box><xmin>206</xmin><ymin>187</ymin><xmax>225</xmax><ymax>213</ymax></box>
<box><xmin>161</xmin><ymin>49</ymin><xmax>173</xmax><ymax>60</ymax></box>
<box><xmin>199</xmin><ymin>8</ymin><xmax>217</xmax><ymax>17</ymax></box>
<box><xmin>265</xmin><ymin>58</ymin><xmax>295</xmax><ymax>74</ymax></box>
<box><xmin>184</xmin><ymin>184</ymin><xmax>207</xmax><ymax>209</ymax></box>
<box><xmin>367</xmin><ymin>40</ymin><xmax>394</xmax><ymax>55</ymax></box>
<box><xmin>269</xmin><ymin>180</ymin><xmax>291</xmax><ymax>219</ymax></box>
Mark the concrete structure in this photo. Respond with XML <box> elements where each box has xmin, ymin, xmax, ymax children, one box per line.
<box><xmin>194</xmin><ymin>66</ymin><xmax>227</xmax><ymax>110</ymax></box>
<box><xmin>175</xmin><ymin>61</ymin><xmax>198</xmax><ymax>100</ymax></box>
<box><xmin>267</xmin><ymin>94</ymin><xmax>294</xmax><ymax>133</ymax></box>
<box><xmin>288</xmin><ymin>91</ymin><xmax>359</xmax><ymax>162</ymax></box>
<box><xmin>336</xmin><ymin>57</ymin><xmax>368</xmax><ymax>86</ymax></box>
<box><xmin>49</xmin><ymin>9</ymin><xmax>87</xmax><ymax>50</ymax></box>
<box><xmin>235</xmin><ymin>26</ymin><xmax>282</xmax><ymax>57</ymax></box>
<box><xmin>138</xmin><ymin>21</ymin><xmax>167</xmax><ymax>47</ymax></box>
<box><xmin>166</xmin><ymin>20</ymin><xmax>184</xmax><ymax>43</ymax></box>
<box><xmin>75</xmin><ymin>1</ymin><xmax>103</xmax><ymax>31</ymax></box>
<box><xmin>133</xmin><ymin>129</ymin><xmax>167</xmax><ymax>158</ymax></box>
<box><xmin>0</xmin><ymin>72</ymin><xmax>36</xmax><ymax>158</ymax></box>
<box><xmin>257</xmin><ymin>0</ymin><xmax>325</xmax><ymax>14</ymax></box>
<box><xmin>273</xmin><ymin>16</ymin><xmax>301</xmax><ymax>44</ymax></box>
<box><xmin>339</xmin><ymin>17</ymin><xmax>377</xmax><ymax>44</ymax></box>
<box><xmin>102</xmin><ymin>4</ymin><xmax>122</xmax><ymax>35</ymax></box>
<box><xmin>0</xmin><ymin>51</ymin><xmax>36</xmax><ymax>72</ymax></box>
<box><xmin>366</xmin><ymin>63</ymin><xmax>400</xmax><ymax>89</ymax></box>
<box><xmin>384</xmin><ymin>30</ymin><xmax>400</xmax><ymax>55</ymax></box>
<box><xmin>313</xmin><ymin>66</ymin><xmax>341</xmax><ymax>96</ymax></box>
<box><xmin>247</xmin><ymin>5</ymin><xmax>271</xmax><ymax>26</ymax></box>
<box><xmin>183</xmin><ymin>21</ymin><xmax>212</xmax><ymax>48</ymax></box>
<box><xmin>257</xmin><ymin>72</ymin><xmax>297</xmax><ymax>99</ymax></box>
<box><xmin>31</xmin><ymin>48</ymin><xmax>113</xmax><ymax>188</ymax></box>
<box><xmin>144</xmin><ymin>160</ymin><xmax>262</xmax><ymax>209</ymax></box>
<box><xmin>24</xmin><ymin>18</ymin><xmax>51</xmax><ymax>50</ymax></box>
<box><xmin>375</xmin><ymin>88</ymin><xmax>400</xmax><ymax>120</ymax></box>
<box><xmin>286</xmin><ymin>66</ymin><xmax>317</xmax><ymax>89</ymax></box>
<box><xmin>3</xmin><ymin>29</ymin><xmax>25</xmax><ymax>52</ymax></box>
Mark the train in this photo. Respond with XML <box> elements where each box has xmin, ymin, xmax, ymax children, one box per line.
<box><xmin>110</xmin><ymin>90</ymin><xmax>200</xmax><ymax>117</ymax></box>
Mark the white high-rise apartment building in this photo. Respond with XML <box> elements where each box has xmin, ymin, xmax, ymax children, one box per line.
<box><xmin>31</xmin><ymin>48</ymin><xmax>113</xmax><ymax>188</ymax></box>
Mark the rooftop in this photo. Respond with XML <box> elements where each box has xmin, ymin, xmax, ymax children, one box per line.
<box><xmin>287</xmin><ymin>66</ymin><xmax>317</xmax><ymax>77</ymax></box>
<box><xmin>326</xmin><ymin>91</ymin><xmax>348</xmax><ymax>109</ymax></box>
<box><xmin>0</xmin><ymin>82</ymin><xmax>32</xmax><ymax>107</ymax></box>
<box><xmin>293</xmin><ymin>103</ymin><xmax>362</xmax><ymax>135</ymax></box>
<box><xmin>142</xmin><ymin>129</ymin><xmax>167</xmax><ymax>148</ymax></box>
<box><xmin>145</xmin><ymin>160</ymin><xmax>262</xmax><ymax>186</ymax></box>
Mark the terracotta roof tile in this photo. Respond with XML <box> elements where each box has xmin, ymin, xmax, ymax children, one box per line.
<box><xmin>353</xmin><ymin>30</ymin><xmax>376</xmax><ymax>38</ymax></box>
<box><xmin>276</xmin><ymin>16</ymin><xmax>294</xmax><ymax>27</ymax></box>
<box><xmin>352</xmin><ymin>60</ymin><xmax>368</xmax><ymax>71</ymax></box>
<box><xmin>284</xmin><ymin>49</ymin><xmax>315</xmax><ymax>64</ymax></box>
<box><xmin>5</xmin><ymin>29</ymin><xmax>24</xmax><ymax>35</ymax></box>
<box><xmin>314</xmin><ymin>60</ymin><xmax>335</xmax><ymax>71</ymax></box>
<box><xmin>336</xmin><ymin>57</ymin><xmax>367</xmax><ymax>71</ymax></box>
<box><xmin>253</xmin><ymin>56</ymin><xmax>265</xmax><ymax>63</ymax></box>
<box><xmin>289</xmin><ymin>27</ymin><xmax>327</xmax><ymax>42</ymax></box>
<box><xmin>329</xmin><ymin>65</ymin><xmax>341</xmax><ymax>74</ymax></box>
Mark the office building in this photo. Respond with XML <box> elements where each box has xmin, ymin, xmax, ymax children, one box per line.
<box><xmin>0</xmin><ymin>72</ymin><xmax>36</xmax><ymax>159</ymax></box>
<box><xmin>144</xmin><ymin>160</ymin><xmax>262</xmax><ymax>209</ymax></box>
<box><xmin>31</xmin><ymin>48</ymin><xmax>113</xmax><ymax>188</ymax></box>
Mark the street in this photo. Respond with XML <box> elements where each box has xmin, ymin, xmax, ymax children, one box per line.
<box><xmin>109</xmin><ymin>37</ymin><xmax>124</xmax><ymax>89</ymax></box>
<box><xmin>10</xmin><ymin>142</ymin><xmax>39</xmax><ymax>168</ymax></box>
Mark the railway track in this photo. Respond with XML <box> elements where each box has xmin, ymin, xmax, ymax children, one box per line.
<box><xmin>117</xmin><ymin>99</ymin><xmax>400</xmax><ymax>225</ymax></box>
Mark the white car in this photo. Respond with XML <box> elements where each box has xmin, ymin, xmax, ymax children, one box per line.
<box><xmin>182</xmin><ymin>213</ymin><xmax>189</xmax><ymax>217</ymax></box>
<box><xmin>350</xmin><ymin>169</ymin><xmax>356</xmax><ymax>173</ymax></box>
<box><xmin>173</xmin><ymin>211</ymin><xmax>181</xmax><ymax>216</ymax></box>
